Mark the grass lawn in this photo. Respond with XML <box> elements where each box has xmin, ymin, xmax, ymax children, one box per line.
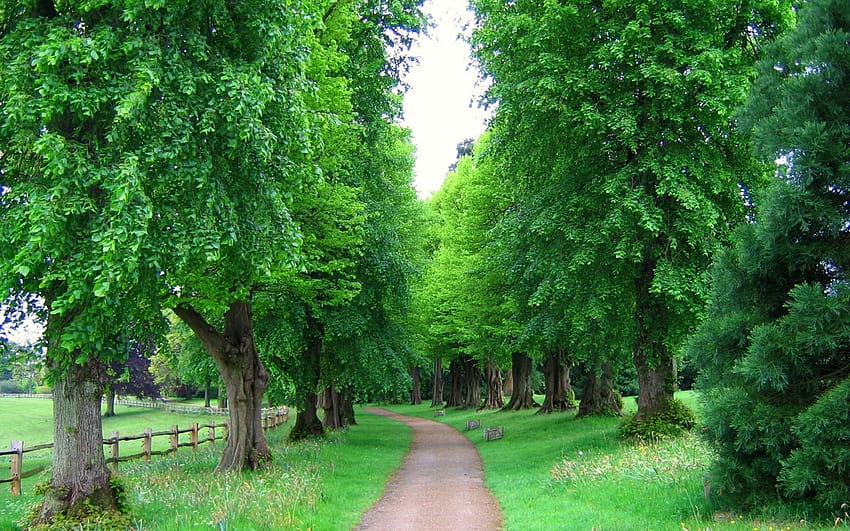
<box><xmin>384</xmin><ymin>392</ymin><xmax>829</xmax><ymax>531</ymax></box>
<box><xmin>0</xmin><ymin>399</ymin><xmax>411</xmax><ymax>530</ymax></box>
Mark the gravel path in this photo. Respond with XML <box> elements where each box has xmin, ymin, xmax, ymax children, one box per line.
<box><xmin>356</xmin><ymin>408</ymin><xmax>503</xmax><ymax>531</ymax></box>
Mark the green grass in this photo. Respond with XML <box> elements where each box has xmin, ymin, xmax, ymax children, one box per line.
<box><xmin>1</xmin><ymin>394</ymin><xmax>836</xmax><ymax>530</ymax></box>
<box><xmin>384</xmin><ymin>392</ymin><xmax>828</xmax><ymax>531</ymax></box>
<box><xmin>0</xmin><ymin>399</ymin><xmax>411</xmax><ymax>530</ymax></box>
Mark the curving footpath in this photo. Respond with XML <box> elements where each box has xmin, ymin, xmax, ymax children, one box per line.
<box><xmin>356</xmin><ymin>408</ymin><xmax>503</xmax><ymax>531</ymax></box>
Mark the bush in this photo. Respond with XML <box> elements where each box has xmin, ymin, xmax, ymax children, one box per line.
<box><xmin>619</xmin><ymin>398</ymin><xmax>697</xmax><ymax>442</ymax></box>
<box><xmin>0</xmin><ymin>379</ymin><xmax>22</xmax><ymax>394</ymax></box>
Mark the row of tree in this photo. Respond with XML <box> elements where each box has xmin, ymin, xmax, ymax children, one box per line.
<box><xmin>413</xmin><ymin>0</ymin><xmax>849</xmax><ymax>517</ymax></box>
<box><xmin>0</xmin><ymin>0</ymin><xmax>426</xmax><ymax>526</ymax></box>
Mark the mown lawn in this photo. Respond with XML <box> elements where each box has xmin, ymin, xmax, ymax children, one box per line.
<box><xmin>385</xmin><ymin>391</ymin><xmax>830</xmax><ymax>531</ymax></box>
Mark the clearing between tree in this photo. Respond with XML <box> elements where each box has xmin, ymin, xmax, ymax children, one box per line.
<box><xmin>357</xmin><ymin>408</ymin><xmax>503</xmax><ymax>530</ymax></box>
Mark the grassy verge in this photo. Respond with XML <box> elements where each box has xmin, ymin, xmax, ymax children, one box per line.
<box><xmin>0</xmin><ymin>400</ymin><xmax>410</xmax><ymax>530</ymax></box>
<box><xmin>385</xmin><ymin>392</ymin><xmax>827</xmax><ymax>531</ymax></box>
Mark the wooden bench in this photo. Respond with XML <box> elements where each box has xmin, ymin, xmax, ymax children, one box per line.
<box><xmin>434</xmin><ymin>410</ymin><xmax>445</xmax><ymax>417</ymax></box>
<box><xmin>484</xmin><ymin>426</ymin><xmax>504</xmax><ymax>441</ymax></box>
<box><xmin>465</xmin><ymin>419</ymin><xmax>481</xmax><ymax>430</ymax></box>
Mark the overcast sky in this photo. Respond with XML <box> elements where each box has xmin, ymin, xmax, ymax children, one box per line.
<box><xmin>402</xmin><ymin>0</ymin><xmax>491</xmax><ymax>198</ymax></box>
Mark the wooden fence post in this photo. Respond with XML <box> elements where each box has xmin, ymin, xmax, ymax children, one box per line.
<box><xmin>190</xmin><ymin>423</ymin><xmax>199</xmax><ymax>452</ymax></box>
<box><xmin>110</xmin><ymin>431</ymin><xmax>120</xmax><ymax>472</ymax></box>
<box><xmin>208</xmin><ymin>422</ymin><xmax>216</xmax><ymax>443</ymax></box>
<box><xmin>10</xmin><ymin>441</ymin><xmax>22</xmax><ymax>496</ymax></box>
<box><xmin>143</xmin><ymin>428</ymin><xmax>152</xmax><ymax>463</ymax></box>
<box><xmin>223</xmin><ymin>420</ymin><xmax>229</xmax><ymax>442</ymax></box>
<box><xmin>169</xmin><ymin>425</ymin><xmax>178</xmax><ymax>455</ymax></box>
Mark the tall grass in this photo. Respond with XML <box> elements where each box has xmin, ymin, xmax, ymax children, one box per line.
<box><xmin>0</xmin><ymin>399</ymin><xmax>411</xmax><ymax>530</ymax></box>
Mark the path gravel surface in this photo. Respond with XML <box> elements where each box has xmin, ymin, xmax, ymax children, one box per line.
<box><xmin>356</xmin><ymin>408</ymin><xmax>503</xmax><ymax>531</ymax></box>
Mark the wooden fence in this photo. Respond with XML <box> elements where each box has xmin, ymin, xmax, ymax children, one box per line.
<box><xmin>0</xmin><ymin>406</ymin><xmax>289</xmax><ymax>496</ymax></box>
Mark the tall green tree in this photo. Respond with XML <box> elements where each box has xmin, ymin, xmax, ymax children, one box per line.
<box><xmin>471</xmin><ymin>0</ymin><xmax>791</xmax><ymax>424</ymax></box>
<box><xmin>0</xmin><ymin>0</ymin><xmax>320</xmax><ymax>522</ymax></box>
<box><xmin>690</xmin><ymin>0</ymin><xmax>850</xmax><ymax>510</ymax></box>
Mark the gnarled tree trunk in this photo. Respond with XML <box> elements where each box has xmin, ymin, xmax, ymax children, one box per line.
<box><xmin>578</xmin><ymin>362</ymin><xmax>622</xmax><ymax>417</ymax></box>
<box><xmin>537</xmin><ymin>348</ymin><xmax>575</xmax><ymax>415</ymax></box>
<box><xmin>462</xmin><ymin>356</ymin><xmax>482</xmax><ymax>409</ymax></box>
<box><xmin>481</xmin><ymin>359</ymin><xmax>503</xmax><ymax>409</ymax></box>
<box><xmin>35</xmin><ymin>356</ymin><xmax>119</xmax><ymax>525</ymax></box>
<box><xmin>173</xmin><ymin>301</ymin><xmax>270</xmax><ymax>471</ymax></box>
<box><xmin>504</xmin><ymin>352</ymin><xmax>538</xmax><ymax>411</ymax></box>
<box><xmin>445</xmin><ymin>359</ymin><xmax>463</xmax><ymax>407</ymax></box>
<box><xmin>430</xmin><ymin>357</ymin><xmax>443</xmax><ymax>407</ymax></box>
<box><xmin>410</xmin><ymin>365</ymin><xmax>422</xmax><ymax>405</ymax></box>
<box><xmin>289</xmin><ymin>312</ymin><xmax>324</xmax><ymax>440</ymax></box>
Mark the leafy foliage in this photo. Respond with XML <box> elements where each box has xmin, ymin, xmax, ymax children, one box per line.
<box><xmin>619</xmin><ymin>398</ymin><xmax>697</xmax><ymax>442</ymax></box>
<box><xmin>690</xmin><ymin>0</ymin><xmax>850</xmax><ymax>511</ymax></box>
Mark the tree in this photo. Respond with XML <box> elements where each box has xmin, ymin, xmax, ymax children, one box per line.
<box><xmin>0</xmin><ymin>0</ymin><xmax>322</xmax><ymax>522</ymax></box>
<box><xmin>471</xmin><ymin>0</ymin><xmax>791</xmax><ymax>427</ymax></box>
<box><xmin>105</xmin><ymin>340</ymin><xmax>161</xmax><ymax>417</ymax></box>
<box><xmin>690</xmin><ymin>0</ymin><xmax>850</xmax><ymax>510</ymax></box>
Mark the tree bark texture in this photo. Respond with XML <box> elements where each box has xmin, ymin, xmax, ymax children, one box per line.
<box><xmin>633</xmin><ymin>260</ymin><xmax>675</xmax><ymax>421</ymax></box>
<box><xmin>173</xmin><ymin>301</ymin><xmax>271</xmax><ymax>472</ymax></box>
<box><xmin>430</xmin><ymin>357</ymin><xmax>443</xmax><ymax>407</ymax></box>
<box><xmin>35</xmin><ymin>357</ymin><xmax>119</xmax><ymax>525</ymax></box>
<box><xmin>503</xmin><ymin>352</ymin><xmax>539</xmax><ymax>411</ymax></box>
<box><xmin>578</xmin><ymin>362</ymin><xmax>622</xmax><ymax>417</ymax></box>
<box><xmin>446</xmin><ymin>359</ymin><xmax>463</xmax><ymax>407</ymax></box>
<box><xmin>537</xmin><ymin>348</ymin><xmax>575</xmax><ymax>415</ymax></box>
<box><xmin>462</xmin><ymin>356</ymin><xmax>482</xmax><ymax>409</ymax></box>
<box><xmin>503</xmin><ymin>365</ymin><xmax>514</xmax><ymax>398</ymax></box>
<box><xmin>321</xmin><ymin>386</ymin><xmax>345</xmax><ymax>430</ymax></box>
<box><xmin>289</xmin><ymin>312</ymin><xmax>324</xmax><ymax>440</ymax></box>
<box><xmin>410</xmin><ymin>365</ymin><xmax>422</xmax><ymax>405</ymax></box>
<box><xmin>481</xmin><ymin>359</ymin><xmax>503</xmax><ymax>409</ymax></box>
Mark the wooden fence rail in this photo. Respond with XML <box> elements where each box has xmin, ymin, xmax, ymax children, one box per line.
<box><xmin>0</xmin><ymin>406</ymin><xmax>288</xmax><ymax>496</ymax></box>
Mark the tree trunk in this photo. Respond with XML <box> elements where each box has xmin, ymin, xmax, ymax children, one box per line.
<box><xmin>430</xmin><ymin>357</ymin><xmax>443</xmax><ymax>407</ymax></box>
<box><xmin>462</xmin><ymin>356</ymin><xmax>482</xmax><ymax>409</ymax></box>
<box><xmin>104</xmin><ymin>387</ymin><xmax>116</xmax><ymax>417</ymax></box>
<box><xmin>481</xmin><ymin>359</ymin><xmax>504</xmax><ymax>409</ymax></box>
<box><xmin>445</xmin><ymin>359</ymin><xmax>463</xmax><ymax>407</ymax></box>
<box><xmin>34</xmin><ymin>357</ymin><xmax>120</xmax><ymax>525</ymax></box>
<box><xmin>503</xmin><ymin>352</ymin><xmax>539</xmax><ymax>411</ymax></box>
<box><xmin>537</xmin><ymin>348</ymin><xmax>575</xmax><ymax>414</ymax></box>
<box><xmin>410</xmin><ymin>365</ymin><xmax>422</xmax><ymax>405</ymax></box>
<box><xmin>503</xmin><ymin>365</ymin><xmax>514</xmax><ymax>398</ymax></box>
<box><xmin>321</xmin><ymin>386</ymin><xmax>345</xmax><ymax>430</ymax></box>
<box><xmin>203</xmin><ymin>381</ymin><xmax>211</xmax><ymax>408</ymax></box>
<box><xmin>217</xmin><ymin>384</ymin><xmax>227</xmax><ymax>409</ymax></box>
<box><xmin>578</xmin><ymin>362</ymin><xmax>622</xmax><ymax>417</ymax></box>
<box><xmin>173</xmin><ymin>301</ymin><xmax>271</xmax><ymax>472</ymax></box>
<box><xmin>289</xmin><ymin>312</ymin><xmax>324</xmax><ymax>440</ymax></box>
<box><xmin>341</xmin><ymin>386</ymin><xmax>356</xmax><ymax>426</ymax></box>
<box><xmin>634</xmin><ymin>351</ymin><xmax>675</xmax><ymax>420</ymax></box>
<box><xmin>633</xmin><ymin>261</ymin><xmax>675</xmax><ymax>421</ymax></box>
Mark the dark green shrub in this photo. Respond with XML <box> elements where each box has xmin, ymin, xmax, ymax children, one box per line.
<box><xmin>619</xmin><ymin>398</ymin><xmax>697</xmax><ymax>442</ymax></box>
<box><xmin>780</xmin><ymin>378</ymin><xmax>850</xmax><ymax>511</ymax></box>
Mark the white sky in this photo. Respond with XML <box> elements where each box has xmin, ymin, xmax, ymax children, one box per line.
<box><xmin>402</xmin><ymin>0</ymin><xmax>491</xmax><ymax>198</ymax></box>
